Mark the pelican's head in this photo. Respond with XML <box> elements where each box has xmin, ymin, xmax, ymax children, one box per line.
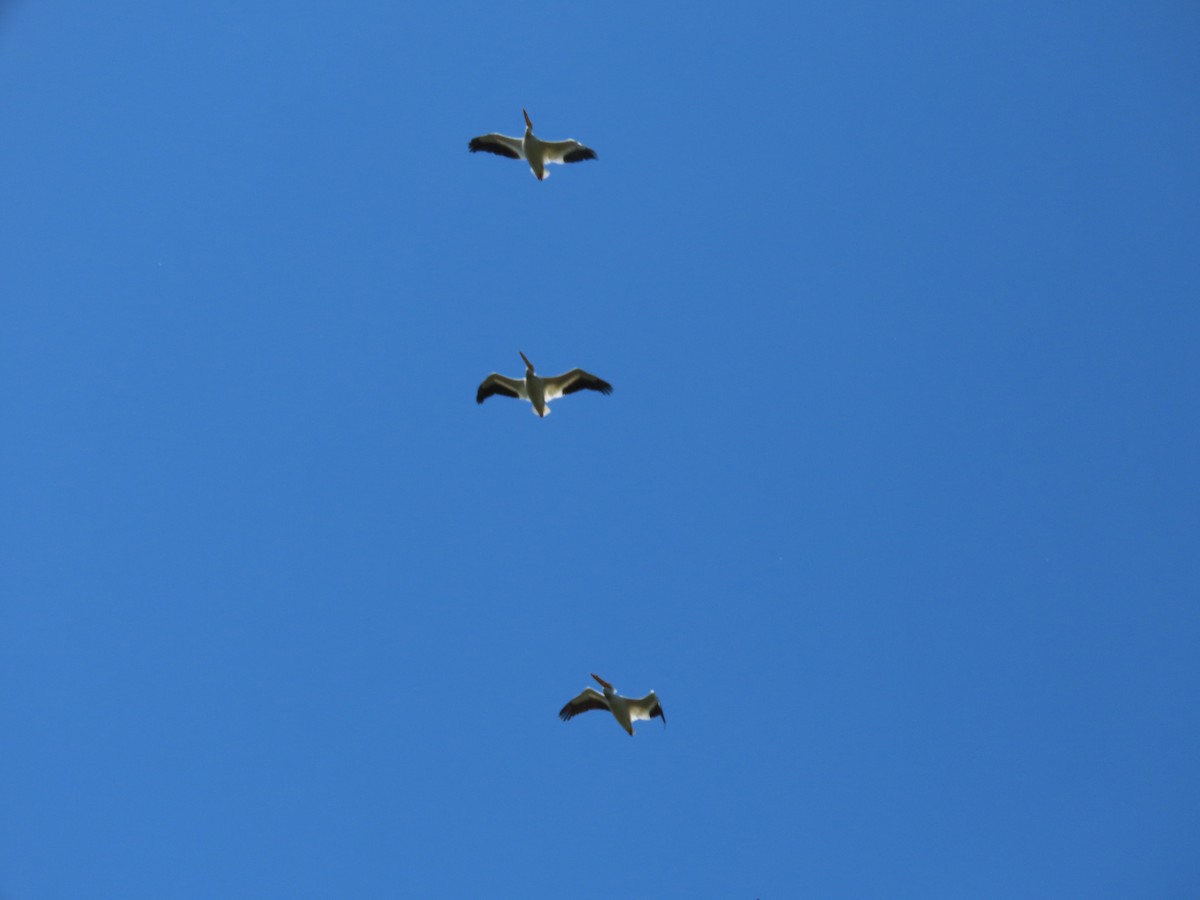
<box><xmin>519</xmin><ymin>351</ymin><xmax>535</xmax><ymax>373</ymax></box>
<box><xmin>591</xmin><ymin>673</ymin><xmax>613</xmax><ymax>691</ymax></box>
<box><xmin>522</xmin><ymin>108</ymin><xmax>533</xmax><ymax>131</ymax></box>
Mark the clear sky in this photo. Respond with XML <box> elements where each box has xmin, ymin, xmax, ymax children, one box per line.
<box><xmin>2</xmin><ymin>2</ymin><xmax>1198</xmax><ymax>897</ymax></box>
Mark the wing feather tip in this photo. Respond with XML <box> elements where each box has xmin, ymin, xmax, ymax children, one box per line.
<box><xmin>468</xmin><ymin>137</ymin><xmax>522</xmax><ymax>159</ymax></box>
<box><xmin>563</xmin><ymin>147</ymin><xmax>598</xmax><ymax>163</ymax></box>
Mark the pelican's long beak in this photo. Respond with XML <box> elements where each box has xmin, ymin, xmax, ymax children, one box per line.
<box><xmin>523</xmin><ymin>108</ymin><xmax>533</xmax><ymax>130</ymax></box>
<box><xmin>591</xmin><ymin>673</ymin><xmax>612</xmax><ymax>690</ymax></box>
<box><xmin>519</xmin><ymin>351</ymin><xmax>533</xmax><ymax>370</ymax></box>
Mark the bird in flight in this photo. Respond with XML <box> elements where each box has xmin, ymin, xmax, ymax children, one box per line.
<box><xmin>469</xmin><ymin>109</ymin><xmax>597</xmax><ymax>181</ymax></box>
<box><xmin>476</xmin><ymin>352</ymin><xmax>612</xmax><ymax>418</ymax></box>
<box><xmin>559</xmin><ymin>674</ymin><xmax>666</xmax><ymax>736</ymax></box>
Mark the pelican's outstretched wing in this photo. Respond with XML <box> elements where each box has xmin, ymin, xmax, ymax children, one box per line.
<box><xmin>543</xmin><ymin>369</ymin><xmax>613</xmax><ymax>401</ymax></box>
<box><xmin>627</xmin><ymin>692</ymin><xmax>666</xmax><ymax>725</ymax></box>
<box><xmin>559</xmin><ymin>687</ymin><xmax>609</xmax><ymax>722</ymax></box>
<box><xmin>468</xmin><ymin>133</ymin><xmax>524</xmax><ymax>160</ymax></box>
<box><xmin>542</xmin><ymin>140</ymin><xmax>597</xmax><ymax>165</ymax></box>
<box><xmin>476</xmin><ymin>373</ymin><xmax>527</xmax><ymax>404</ymax></box>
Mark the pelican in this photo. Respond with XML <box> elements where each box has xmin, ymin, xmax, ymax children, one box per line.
<box><xmin>476</xmin><ymin>352</ymin><xmax>612</xmax><ymax>417</ymax></box>
<box><xmin>559</xmin><ymin>674</ymin><xmax>666</xmax><ymax>736</ymax></box>
<box><xmin>468</xmin><ymin>109</ymin><xmax>597</xmax><ymax>181</ymax></box>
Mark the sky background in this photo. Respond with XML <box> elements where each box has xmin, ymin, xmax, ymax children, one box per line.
<box><xmin>2</xmin><ymin>2</ymin><xmax>1198</xmax><ymax>897</ymax></box>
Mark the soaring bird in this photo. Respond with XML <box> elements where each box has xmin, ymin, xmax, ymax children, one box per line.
<box><xmin>469</xmin><ymin>109</ymin><xmax>597</xmax><ymax>181</ymax></box>
<box><xmin>476</xmin><ymin>352</ymin><xmax>612</xmax><ymax>418</ymax></box>
<box><xmin>559</xmin><ymin>674</ymin><xmax>666</xmax><ymax>736</ymax></box>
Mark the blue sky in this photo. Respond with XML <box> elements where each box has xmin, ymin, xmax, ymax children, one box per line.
<box><xmin>2</xmin><ymin>2</ymin><xmax>1198</xmax><ymax>897</ymax></box>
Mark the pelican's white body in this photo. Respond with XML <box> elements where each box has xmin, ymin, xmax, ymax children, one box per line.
<box><xmin>599</xmin><ymin>687</ymin><xmax>636</xmax><ymax>735</ymax></box>
<box><xmin>523</xmin><ymin>370</ymin><xmax>548</xmax><ymax>416</ymax></box>
<box><xmin>521</xmin><ymin>130</ymin><xmax>550</xmax><ymax>181</ymax></box>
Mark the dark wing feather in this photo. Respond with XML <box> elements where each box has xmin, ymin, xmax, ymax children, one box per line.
<box><xmin>469</xmin><ymin>136</ymin><xmax>521</xmax><ymax>159</ymax></box>
<box><xmin>559</xmin><ymin>690</ymin><xmax>609</xmax><ymax>722</ymax></box>
<box><xmin>561</xmin><ymin>372</ymin><xmax>613</xmax><ymax>396</ymax></box>
<box><xmin>476</xmin><ymin>377</ymin><xmax>521</xmax><ymax>404</ymax></box>
<box><xmin>562</xmin><ymin>147</ymin><xmax>597</xmax><ymax>163</ymax></box>
<box><xmin>649</xmin><ymin>700</ymin><xmax>666</xmax><ymax>725</ymax></box>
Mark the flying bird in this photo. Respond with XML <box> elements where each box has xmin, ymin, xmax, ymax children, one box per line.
<box><xmin>559</xmin><ymin>674</ymin><xmax>666</xmax><ymax>736</ymax></box>
<box><xmin>476</xmin><ymin>352</ymin><xmax>612</xmax><ymax>418</ymax></box>
<box><xmin>469</xmin><ymin>109</ymin><xmax>597</xmax><ymax>181</ymax></box>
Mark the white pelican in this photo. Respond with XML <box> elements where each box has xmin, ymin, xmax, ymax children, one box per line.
<box><xmin>468</xmin><ymin>109</ymin><xmax>597</xmax><ymax>181</ymax></box>
<box><xmin>559</xmin><ymin>674</ymin><xmax>666</xmax><ymax>736</ymax></box>
<box><xmin>476</xmin><ymin>352</ymin><xmax>612</xmax><ymax>418</ymax></box>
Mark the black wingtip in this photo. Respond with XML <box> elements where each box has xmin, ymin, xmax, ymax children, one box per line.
<box><xmin>563</xmin><ymin>147</ymin><xmax>598</xmax><ymax>163</ymax></box>
<box><xmin>469</xmin><ymin>137</ymin><xmax>521</xmax><ymax>159</ymax></box>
